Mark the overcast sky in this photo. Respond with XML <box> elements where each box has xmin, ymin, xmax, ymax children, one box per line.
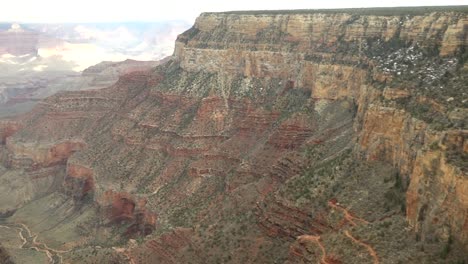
<box><xmin>2</xmin><ymin>0</ymin><xmax>467</xmax><ymax>23</ymax></box>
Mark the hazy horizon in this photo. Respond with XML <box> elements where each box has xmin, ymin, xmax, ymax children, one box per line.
<box><xmin>2</xmin><ymin>0</ymin><xmax>467</xmax><ymax>23</ymax></box>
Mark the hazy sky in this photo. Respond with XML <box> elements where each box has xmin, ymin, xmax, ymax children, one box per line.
<box><xmin>2</xmin><ymin>0</ymin><xmax>468</xmax><ymax>23</ymax></box>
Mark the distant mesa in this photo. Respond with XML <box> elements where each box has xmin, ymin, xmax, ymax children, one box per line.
<box><xmin>7</xmin><ymin>23</ymin><xmax>24</xmax><ymax>33</ymax></box>
<box><xmin>0</xmin><ymin>23</ymin><xmax>39</xmax><ymax>56</ymax></box>
<box><xmin>0</xmin><ymin>21</ymin><xmax>188</xmax><ymax>118</ymax></box>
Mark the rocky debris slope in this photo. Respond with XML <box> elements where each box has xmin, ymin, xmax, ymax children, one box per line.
<box><xmin>0</xmin><ymin>6</ymin><xmax>467</xmax><ymax>264</ymax></box>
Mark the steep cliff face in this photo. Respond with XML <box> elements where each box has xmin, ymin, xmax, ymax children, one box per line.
<box><xmin>0</xmin><ymin>6</ymin><xmax>467</xmax><ymax>264</ymax></box>
<box><xmin>176</xmin><ymin>7</ymin><xmax>468</xmax><ymax>248</ymax></box>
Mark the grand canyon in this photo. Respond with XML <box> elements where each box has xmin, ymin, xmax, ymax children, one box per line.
<box><xmin>0</xmin><ymin>6</ymin><xmax>467</xmax><ymax>264</ymax></box>
<box><xmin>0</xmin><ymin>21</ymin><xmax>188</xmax><ymax>117</ymax></box>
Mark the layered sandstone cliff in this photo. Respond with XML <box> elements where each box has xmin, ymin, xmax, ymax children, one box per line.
<box><xmin>174</xmin><ymin>8</ymin><xmax>468</xmax><ymax>248</ymax></box>
<box><xmin>0</xmin><ymin>6</ymin><xmax>467</xmax><ymax>264</ymax></box>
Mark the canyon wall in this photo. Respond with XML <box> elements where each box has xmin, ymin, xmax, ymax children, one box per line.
<box><xmin>174</xmin><ymin>9</ymin><xmax>468</xmax><ymax>245</ymax></box>
<box><xmin>0</xmin><ymin>7</ymin><xmax>467</xmax><ymax>263</ymax></box>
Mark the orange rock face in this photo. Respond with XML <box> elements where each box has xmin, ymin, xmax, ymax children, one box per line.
<box><xmin>406</xmin><ymin>131</ymin><xmax>468</xmax><ymax>243</ymax></box>
<box><xmin>66</xmin><ymin>163</ymin><xmax>95</xmax><ymax>195</ymax></box>
<box><xmin>358</xmin><ymin>104</ymin><xmax>468</xmax><ymax>244</ymax></box>
<box><xmin>101</xmin><ymin>190</ymin><xmax>157</xmax><ymax>237</ymax></box>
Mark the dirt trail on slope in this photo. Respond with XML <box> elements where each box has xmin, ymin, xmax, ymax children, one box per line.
<box><xmin>295</xmin><ymin>199</ymin><xmax>381</xmax><ymax>263</ymax></box>
<box><xmin>0</xmin><ymin>223</ymin><xmax>69</xmax><ymax>264</ymax></box>
<box><xmin>328</xmin><ymin>199</ymin><xmax>379</xmax><ymax>264</ymax></box>
<box><xmin>113</xmin><ymin>247</ymin><xmax>136</xmax><ymax>264</ymax></box>
<box><xmin>297</xmin><ymin>235</ymin><xmax>330</xmax><ymax>264</ymax></box>
<box><xmin>344</xmin><ymin>230</ymin><xmax>379</xmax><ymax>264</ymax></box>
<box><xmin>328</xmin><ymin>199</ymin><xmax>369</xmax><ymax>226</ymax></box>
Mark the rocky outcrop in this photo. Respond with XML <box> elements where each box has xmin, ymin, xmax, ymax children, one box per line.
<box><xmin>406</xmin><ymin>131</ymin><xmax>468</xmax><ymax>243</ymax></box>
<box><xmin>0</xmin><ymin>120</ymin><xmax>22</xmax><ymax>144</ymax></box>
<box><xmin>357</xmin><ymin>101</ymin><xmax>467</xmax><ymax>245</ymax></box>
<box><xmin>82</xmin><ymin>59</ymin><xmax>163</xmax><ymax>83</ymax></box>
<box><xmin>65</xmin><ymin>163</ymin><xmax>95</xmax><ymax>197</ymax></box>
<box><xmin>6</xmin><ymin>139</ymin><xmax>85</xmax><ymax>169</ymax></box>
<box><xmin>100</xmin><ymin>190</ymin><xmax>157</xmax><ymax>237</ymax></box>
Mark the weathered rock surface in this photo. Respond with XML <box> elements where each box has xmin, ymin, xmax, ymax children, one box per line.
<box><xmin>0</xmin><ymin>6</ymin><xmax>467</xmax><ymax>264</ymax></box>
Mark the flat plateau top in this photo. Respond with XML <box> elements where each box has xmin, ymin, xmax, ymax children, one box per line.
<box><xmin>204</xmin><ymin>6</ymin><xmax>468</xmax><ymax>16</ymax></box>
